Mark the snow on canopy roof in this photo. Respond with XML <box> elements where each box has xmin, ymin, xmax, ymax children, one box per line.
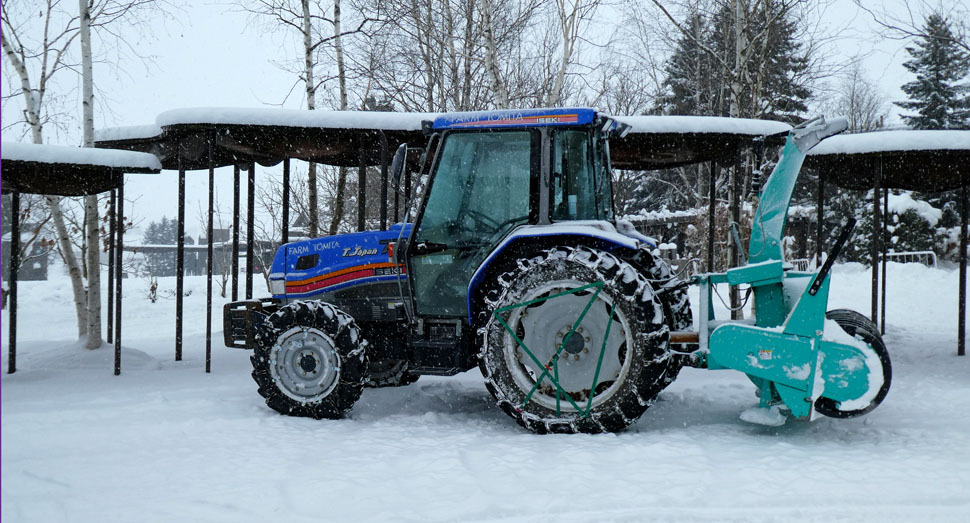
<box><xmin>93</xmin><ymin>124</ymin><xmax>163</xmax><ymax>143</ymax></box>
<box><xmin>155</xmin><ymin>107</ymin><xmax>437</xmax><ymax>131</ymax></box>
<box><xmin>615</xmin><ymin>115</ymin><xmax>792</xmax><ymax>136</ymax></box>
<box><xmin>808</xmin><ymin>130</ymin><xmax>970</xmax><ymax>156</ymax></box>
<box><xmin>2</xmin><ymin>142</ymin><xmax>161</xmax><ymax>171</ymax></box>
<box><xmin>804</xmin><ymin>130</ymin><xmax>970</xmax><ymax>192</ymax></box>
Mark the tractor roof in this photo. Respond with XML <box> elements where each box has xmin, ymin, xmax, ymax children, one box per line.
<box><xmin>432</xmin><ymin>108</ymin><xmax>597</xmax><ymax>130</ymax></box>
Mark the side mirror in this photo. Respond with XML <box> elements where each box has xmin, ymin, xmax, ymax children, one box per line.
<box><xmin>390</xmin><ymin>143</ymin><xmax>407</xmax><ymax>192</ymax></box>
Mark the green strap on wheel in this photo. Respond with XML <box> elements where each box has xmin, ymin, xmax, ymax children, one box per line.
<box><xmin>492</xmin><ymin>281</ymin><xmax>615</xmax><ymax>417</ymax></box>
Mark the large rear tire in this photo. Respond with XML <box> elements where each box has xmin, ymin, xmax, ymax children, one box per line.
<box><xmin>628</xmin><ymin>246</ymin><xmax>693</xmax><ymax>392</ymax></box>
<box><xmin>815</xmin><ymin>309</ymin><xmax>892</xmax><ymax>418</ymax></box>
<box><xmin>251</xmin><ymin>301</ymin><xmax>368</xmax><ymax>419</ymax></box>
<box><xmin>479</xmin><ymin>246</ymin><xmax>671</xmax><ymax>434</ymax></box>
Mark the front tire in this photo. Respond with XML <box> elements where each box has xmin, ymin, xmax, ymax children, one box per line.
<box><xmin>251</xmin><ymin>301</ymin><xmax>368</xmax><ymax>419</ymax></box>
<box><xmin>479</xmin><ymin>246</ymin><xmax>671</xmax><ymax>434</ymax></box>
<box><xmin>815</xmin><ymin>309</ymin><xmax>892</xmax><ymax>418</ymax></box>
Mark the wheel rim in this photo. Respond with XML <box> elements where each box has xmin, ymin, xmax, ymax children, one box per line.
<box><xmin>500</xmin><ymin>280</ymin><xmax>633</xmax><ymax>413</ymax></box>
<box><xmin>270</xmin><ymin>326</ymin><xmax>341</xmax><ymax>403</ymax></box>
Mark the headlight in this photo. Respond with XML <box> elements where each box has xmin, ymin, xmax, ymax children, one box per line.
<box><xmin>269</xmin><ymin>279</ymin><xmax>286</xmax><ymax>296</ymax></box>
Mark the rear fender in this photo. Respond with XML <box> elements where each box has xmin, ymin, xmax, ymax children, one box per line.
<box><xmin>465</xmin><ymin>223</ymin><xmax>641</xmax><ymax>324</ymax></box>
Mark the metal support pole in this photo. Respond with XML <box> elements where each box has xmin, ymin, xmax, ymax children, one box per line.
<box><xmin>393</xmin><ymin>156</ymin><xmax>401</xmax><ymax>224</ymax></box>
<box><xmin>871</xmin><ymin>160</ymin><xmax>882</xmax><ymax>324</ymax></box>
<box><xmin>107</xmin><ymin>189</ymin><xmax>115</xmax><ymax>344</ymax></box>
<box><xmin>959</xmin><ymin>182</ymin><xmax>967</xmax><ymax>357</ymax></box>
<box><xmin>232</xmin><ymin>164</ymin><xmax>240</xmax><ymax>301</ymax></box>
<box><xmin>708</xmin><ymin>161</ymin><xmax>716</xmax><ymax>272</ymax></box>
<box><xmin>729</xmin><ymin>151</ymin><xmax>742</xmax><ymax>319</ymax></box>
<box><xmin>8</xmin><ymin>192</ymin><xmax>20</xmax><ymax>374</ymax></box>
<box><xmin>404</xmin><ymin>159</ymin><xmax>412</xmax><ymax>212</ymax></box>
<box><xmin>358</xmin><ymin>143</ymin><xmax>366</xmax><ymax>232</ymax></box>
<box><xmin>206</xmin><ymin>136</ymin><xmax>215</xmax><ymax>373</ymax></box>
<box><xmin>282</xmin><ymin>159</ymin><xmax>290</xmax><ymax>245</ymax></box>
<box><xmin>246</xmin><ymin>161</ymin><xmax>255</xmax><ymax>299</ymax></box>
<box><xmin>115</xmin><ymin>182</ymin><xmax>124</xmax><ymax>376</ymax></box>
<box><xmin>380</xmin><ymin>131</ymin><xmax>389</xmax><ymax>231</ymax></box>
<box><xmin>816</xmin><ymin>173</ymin><xmax>824</xmax><ymax>267</ymax></box>
<box><xmin>176</xmin><ymin>142</ymin><xmax>186</xmax><ymax>361</ymax></box>
<box><xmin>881</xmin><ymin>187</ymin><xmax>888</xmax><ymax>334</ymax></box>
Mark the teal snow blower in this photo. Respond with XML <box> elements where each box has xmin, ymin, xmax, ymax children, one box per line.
<box><xmin>684</xmin><ymin>117</ymin><xmax>892</xmax><ymax>426</ymax></box>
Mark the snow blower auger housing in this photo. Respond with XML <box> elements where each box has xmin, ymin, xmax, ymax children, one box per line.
<box><xmin>223</xmin><ymin>109</ymin><xmax>890</xmax><ymax>432</ymax></box>
<box><xmin>682</xmin><ymin>117</ymin><xmax>892</xmax><ymax>426</ymax></box>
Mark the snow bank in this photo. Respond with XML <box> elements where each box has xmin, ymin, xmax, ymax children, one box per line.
<box><xmin>2</xmin><ymin>141</ymin><xmax>162</xmax><ymax>171</ymax></box>
<box><xmin>616</xmin><ymin>115</ymin><xmax>792</xmax><ymax>136</ymax></box>
<box><xmin>809</xmin><ymin>130</ymin><xmax>970</xmax><ymax>156</ymax></box>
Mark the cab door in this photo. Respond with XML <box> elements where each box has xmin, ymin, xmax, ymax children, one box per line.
<box><xmin>407</xmin><ymin>130</ymin><xmax>539</xmax><ymax>318</ymax></box>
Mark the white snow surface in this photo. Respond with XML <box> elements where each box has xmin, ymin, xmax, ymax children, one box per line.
<box><xmin>615</xmin><ymin>115</ymin><xmax>792</xmax><ymax>136</ymax></box>
<box><xmin>809</xmin><ymin>130</ymin><xmax>970</xmax><ymax>156</ymax></box>
<box><xmin>2</xmin><ymin>261</ymin><xmax>969</xmax><ymax>522</ymax></box>
<box><xmin>1</xmin><ymin>141</ymin><xmax>162</xmax><ymax>171</ymax></box>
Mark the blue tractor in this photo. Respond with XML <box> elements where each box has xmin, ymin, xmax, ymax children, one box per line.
<box><xmin>224</xmin><ymin>108</ymin><xmax>890</xmax><ymax>433</ymax></box>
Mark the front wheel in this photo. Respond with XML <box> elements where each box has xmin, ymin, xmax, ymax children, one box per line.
<box><xmin>251</xmin><ymin>301</ymin><xmax>368</xmax><ymax>419</ymax></box>
<box><xmin>479</xmin><ymin>246</ymin><xmax>672</xmax><ymax>434</ymax></box>
<box><xmin>815</xmin><ymin>309</ymin><xmax>892</xmax><ymax>418</ymax></box>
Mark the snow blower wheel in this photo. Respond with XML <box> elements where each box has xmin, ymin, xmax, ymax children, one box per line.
<box><xmin>814</xmin><ymin>309</ymin><xmax>892</xmax><ymax>418</ymax></box>
<box><xmin>251</xmin><ymin>301</ymin><xmax>368</xmax><ymax>419</ymax></box>
<box><xmin>479</xmin><ymin>246</ymin><xmax>672</xmax><ymax>434</ymax></box>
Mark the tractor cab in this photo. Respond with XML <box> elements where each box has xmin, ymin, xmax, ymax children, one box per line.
<box><xmin>401</xmin><ymin>108</ymin><xmax>624</xmax><ymax>319</ymax></box>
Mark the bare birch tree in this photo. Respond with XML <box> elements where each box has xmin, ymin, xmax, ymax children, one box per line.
<box><xmin>2</xmin><ymin>0</ymin><xmax>164</xmax><ymax>345</ymax></box>
<box><xmin>242</xmin><ymin>0</ymin><xmax>377</xmax><ymax>237</ymax></box>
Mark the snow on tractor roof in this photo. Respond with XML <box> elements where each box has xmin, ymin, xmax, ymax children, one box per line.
<box><xmin>433</xmin><ymin>107</ymin><xmax>597</xmax><ymax>129</ymax></box>
<box><xmin>2</xmin><ymin>142</ymin><xmax>161</xmax><ymax>171</ymax></box>
<box><xmin>808</xmin><ymin>129</ymin><xmax>970</xmax><ymax>156</ymax></box>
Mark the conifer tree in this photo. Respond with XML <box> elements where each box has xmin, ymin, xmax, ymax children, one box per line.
<box><xmin>896</xmin><ymin>12</ymin><xmax>970</xmax><ymax>129</ymax></box>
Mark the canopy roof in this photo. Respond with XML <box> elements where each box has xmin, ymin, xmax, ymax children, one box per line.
<box><xmin>2</xmin><ymin>142</ymin><xmax>160</xmax><ymax>196</ymax></box>
<box><xmin>805</xmin><ymin>130</ymin><xmax>970</xmax><ymax>192</ymax></box>
<box><xmin>95</xmin><ymin>107</ymin><xmax>792</xmax><ymax>172</ymax></box>
<box><xmin>611</xmin><ymin>115</ymin><xmax>791</xmax><ymax>170</ymax></box>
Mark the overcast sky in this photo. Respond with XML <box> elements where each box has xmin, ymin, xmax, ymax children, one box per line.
<box><xmin>1</xmin><ymin>0</ymin><xmax>955</xmax><ymax>236</ymax></box>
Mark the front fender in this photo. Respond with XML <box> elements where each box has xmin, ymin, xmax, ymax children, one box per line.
<box><xmin>465</xmin><ymin>223</ymin><xmax>641</xmax><ymax>324</ymax></box>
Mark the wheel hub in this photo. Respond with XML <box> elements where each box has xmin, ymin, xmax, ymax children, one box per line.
<box><xmin>270</xmin><ymin>327</ymin><xmax>341</xmax><ymax>403</ymax></box>
<box><xmin>505</xmin><ymin>284</ymin><xmax>630</xmax><ymax>410</ymax></box>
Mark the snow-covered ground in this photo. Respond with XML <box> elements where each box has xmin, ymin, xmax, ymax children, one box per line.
<box><xmin>2</xmin><ymin>262</ymin><xmax>968</xmax><ymax>522</ymax></box>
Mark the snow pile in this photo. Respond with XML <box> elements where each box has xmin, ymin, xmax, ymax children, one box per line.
<box><xmin>886</xmin><ymin>191</ymin><xmax>942</xmax><ymax>227</ymax></box>
<box><xmin>1</xmin><ymin>141</ymin><xmax>161</xmax><ymax>171</ymax></box>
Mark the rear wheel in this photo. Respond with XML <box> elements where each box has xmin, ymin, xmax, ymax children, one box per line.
<box><xmin>251</xmin><ymin>301</ymin><xmax>367</xmax><ymax>419</ymax></box>
<box><xmin>479</xmin><ymin>246</ymin><xmax>671</xmax><ymax>434</ymax></box>
<box><xmin>815</xmin><ymin>309</ymin><xmax>892</xmax><ymax>418</ymax></box>
<box><xmin>628</xmin><ymin>246</ymin><xmax>693</xmax><ymax>391</ymax></box>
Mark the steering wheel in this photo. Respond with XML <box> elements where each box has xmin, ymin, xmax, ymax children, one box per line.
<box><xmin>463</xmin><ymin>209</ymin><xmax>501</xmax><ymax>230</ymax></box>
